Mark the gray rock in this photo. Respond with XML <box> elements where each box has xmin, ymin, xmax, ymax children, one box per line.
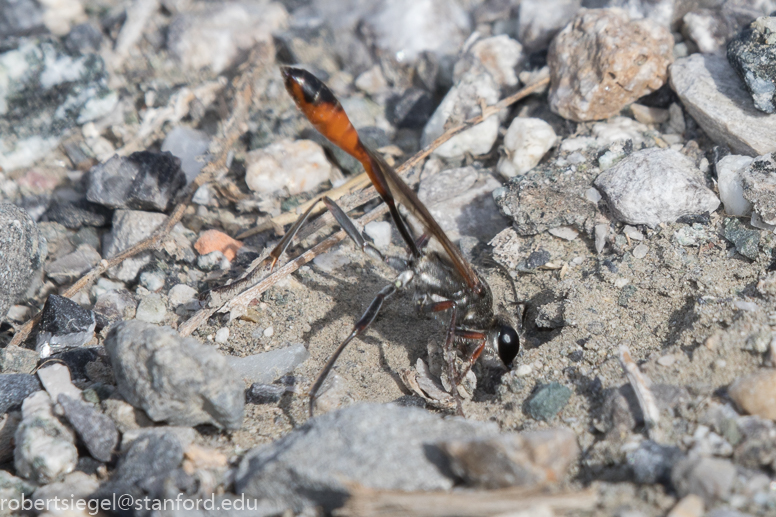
<box><xmin>44</xmin><ymin>200</ymin><xmax>110</xmax><ymax>229</ymax></box>
<box><xmin>741</xmin><ymin>152</ymin><xmax>776</xmax><ymax>225</ymax></box>
<box><xmin>87</xmin><ymin>152</ymin><xmax>186</xmax><ymax>212</ymax></box>
<box><xmin>593</xmin><ymin>148</ymin><xmax>720</xmax><ymax>227</ymax></box>
<box><xmin>0</xmin><ymin>374</ymin><xmax>41</xmax><ymax>413</ymax></box>
<box><xmin>44</xmin><ymin>244</ymin><xmax>101</xmax><ymax>284</ymax></box>
<box><xmin>32</xmin><ymin>471</ymin><xmax>100</xmax><ymax>511</ymax></box>
<box><xmin>518</xmin><ymin>0</ymin><xmax>580</xmax><ymax>52</ymax></box>
<box><xmin>93</xmin><ymin>288</ymin><xmax>137</xmax><ymax>323</ymax></box>
<box><xmin>387</xmin><ymin>88</ymin><xmax>434</xmax><ymax>130</ymax></box>
<box><xmin>583</xmin><ymin>0</ymin><xmax>680</xmax><ymax>28</ymax></box>
<box><xmin>683</xmin><ymin>9</ymin><xmax>741</xmax><ymax>55</ymax></box>
<box><xmin>104</xmin><ymin>321</ymin><xmax>244</xmax><ymax>429</ymax></box>
<box><xmin>670</xmin><ymin>54</ymin><xmax>776</xmax><ymax>156</ymax></box>
<box><xmin>64</xmin><ymin>23</ymin><xmax>104</xmax><ymax>54</ymax></box>
<box><xmin>0</xmin><ymin>203</ymin><xmax>44</xmax><ymax>322</ymax></box>
<box><xmin>723</xmin><ymin>217</ymin><xmax>760</xmax><ymax>260</ymax></box>
<box><xmin>120</xmin><ymin>426</ymin><xmax>196</xmax><ymax>452</ymax></box>
<box><xmin>671</xmin><ymin>455</ymin><xmax>737</xmax><ymax>504</ymax></box>
<box><xmin>526</xmin><ymin>382</ymin><xmax>572</xmax><ymax>421</ymax></box>
<box><xmin>103</xmin><ymin>210</ymin><xmax>166</xmax><ymax>282</ymax></box>
<box><xmin>34</xmin><ymin>294</ymin><xmax>96</xmax><ymax>357</ymax></box>
<box><xmin>246</xmin><ymin>383</ymin><xmax>287</xmax><ymax>404</ymax></box>
<box><xmin>0</xmin><ymin>346</ymin><xmax>38</xmax><ymax>374</ymax></box>
<box><xmin>58</xmin><ymin>394</ymin><xmax>118</xmax><ymax>462</ymax></box>
<box><xmin>227</xmin><ymin>343</ymin><xmax>309</xmax><ymax>385</ymax></box>
<box><xmin>728</xmin><ymin>16</ymin><xmax>776</xmax><ymax>114</ymax></box>
<box><xmin>0</xmin><ymin>0</ymin><xmax>44</xmax><ymax>38</ymax></box>
<box><xmin>627</xmin><ymin>440</ymin><xmax>682</xmax><ymax>484</ymax></box>
<box><xmin>234</xmin><ymin>403</ymin><xmax>502</xmax><ymax>512</ymax></box>
<box><xmin>0</xmin><ymin>40</ymin><xmax>117</xmax><ymax>171</ymax></box>
<box><xmin>37</xmin><ymin>363</ymin><xmax>82</xmax><ymax>402</ymax></box>
<box><xmin>0</xmin><ymin>470</ymin><xmax>35</xmax><ymax>517</ymax></box>
<box><xmin>161</xmin><ymin>126</ymin><xmax>211</xmax><ymax>183</ymax></box>
<box><xmin>135</xmin><ymin>293</ymin><xmax>168</xmax><ymax>324</ymax></box>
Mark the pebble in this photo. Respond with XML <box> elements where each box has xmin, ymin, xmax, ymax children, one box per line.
<box><xmin>421</xmin><ymin>69</ymin><xmax>500</xmax><ymax>158</ymax></box>
<box><xmin>417</xmin><ymin>166</ymin><xmax>507</xmax><ymax>241</ymax></box>
<box><xmin>728</xmin><ymin>16</ymin><xmax>776</xmax><ymax>114</ymax></box>
<box><xmin>517</xmin><ymin>0</ymin><xmax>580</xmax><ymax>52</ymax></box>
<box><xmin>497</xmin><ymin>117</ymin><xmax>557</xmax><ymax>178</ymax></box>
<box><xmin>630</xmin><ymin>103</ymin><xmax>670</xmax><ymax>124</ymax></box>
<box><xmin>194</xmin><ymin>229</ymin><xmax>242</xmax><ymax>261</ymax></box>
<box><xmin>312</xmin><ymin>373</ymin><xmax>355</xmax><ymax>415</ymax></box>
<box><xmin>168</xmin><ymin>284</ymin><xmax>198</xmax><ymax>307</ymax></box>
<box><xmin>0</xmin><ymin>40</ymin><xmax>116</xmax><ymax>171</ymax></box>
<box><xmin>86</xmin><ymin>151</ymin><xmax>186</xmax><ymax>212</ymax></box>
<box><xmin>44</xmin><ymin>244</ymin><xmax>101</xmax><ymax>284</ymax></box>
<box><xmin>364</xmin><ymin>0</ymin><xmax>470</xmax><ymax>62</ymax></box>
<box><xmin>197</xmin><ymin>250</ymin><xmax>230</xmax><ymax>271</ymax></box>
<box><xmin>167</xmin><ymin>1</ymin><xmax>288</xmax><ymax>73</ymax></box>
<box><xmin>93</xmin><ymin>288</ymin><xmax>137</xmax><ymax>324</ymax></box>
<box><xmin>313</xmin><ymin>248</ymin><xmax>352</xmax><ymax>272</ymax></box>
<box><xmin>670</xmin><ymin>54</ymin><xmax>776</xmax><ymax>155</ymax></box>
<box><xmin>723</xmin><ymin>217</ymin><xmax>760</xmax><ymax>260</ymax></box>
<box><xmin>263</xmin><ymin>326</ymin><xmax>274</xmax><ymax>338</ymax></box>
<box><xmin>671</xmin><ymin>455</ymin><xmax>736</xmax><ymax>504</ymax></box>
<box><xmin>717</xmin><ymin>155</ymin><xmax>755</xmax><ymax>216</ymax></box>
<box><xmin>215</xmin><ymin>327</ymin><xmax>229</xmax><ymax>344</ymax></box>
<box><xmin>548</xmin><ymin>8</ymin><xmax>674</xmax><ymax>121</ymax></box>
<box><xmin>44</xmin><ymin>199</ymin><xmax>110</xmax><ymax>229</ymax></box>
<box><xmin>103</xmin><ymin>210</ymin><xmax>166</xmax><ymax>282</ymax></box>
<box><xmin>34</xmin><ymin>295</ymin><xmax>96</xmax><ymax>357</ymax></box>
<box><xmin>0</xmin><ymin>204</ymin><xmax>45</xmax><ymax>322</ymax></box>
<box><xmin>456</xmin><ymin>35</ymin><xmax>524</xmax><ymax>89</ymax></box>
<box><xmin>364</xmin><ymin>221</ymin><xmax>392</xmax><ymax>249</ymax></box>
<box><xmin>247</xmin><ymin>383</ymin><xmax>287</xmax><ymax>404</ymax></box>
<box><xmin>0</xmin><ymin>346</ymin><xmax>38</xmax><ymax>374</ymax></box>
<box><xmin>657</xmin><ymin>354</ymin><xmax>676</xmax><ymax>366</ymax></box>
<box><xmin>234</xmin><ymin>403</ymin><xmax>503</xmax><ymax>512</ymax></box>
<box><xmin>226</xmin><ymin>343</ymin><xmax>309</xmax><ymax>384</ymax></box>
<box><xmin>0</xmin><ymin>374</ymin><xmax>41</xmax><ymax>413</ymax></box>
<box><xmin>355</xmin><ymin>66</ymin><xmax>389</xmax><ymax>96</ymax></box>
<box><xmin>595</xmin><ymin>224</ymin><xmax>609</xmax><ymax>254</ymax></box>
<box><xmin>627</xmin><ymin>440</ymin><xmax>683</xmax><ymax>484</ymax></box>
<box><xmin>740</xmin><ymin>153</ymin><xmax>776</xmax><ymax>226</ymax></box>
<box><xmin>526</xmin><ymin>382</ymin><xmax>572</xmax><ymax>421</ymax></box>
<box><xmin>161</xmin><ymin>126</ymin><xmax>211</xmax><ymax>183</ymax></box>
<box><xmin>14</xmin><ymin>391</ymin><xmax>77</xmax><ymax>484</ymax></box>
<box><xmin>135</xmin><ymin>293</ymin><xmax>167</xmax><ymax>324</ymax></box>
<box><xmin>593</xmin><ymin>148</ymin><xmax>720</xmax><ymax>227</ymax></box>
<box><xmin>683</xmin><ymin>10</ymin><xmax>734</xmax><ymax>55</ymax></box>
<box><xmin>58</xmin><ymin>394</ymin><xmax>118</xmax><ymax>462</ymax></box>
<box><xmin>32</xmin><ymin>471</ymin><xmax>99</xmax><ymax>510</ymax></box>
<box><xmin>104</xmin><ymin>321</ymin><xmax>244</xmax><ymax>429</ymax></box>
<box><xmin>516</xmin><ymin>364</ymin><xmax>533</xmax><ymax>377</ymax></box>
<box><xmin>667</xmin><ymin>494</ymin><xmax>705</xmax><ymax>517</ymax></box>
<box><xmin>245</xmin><ymin>139</ymin><xmax>333</xmax><ymax>195</ymax></box>
<box><xmin>548</xmin><ymin>226</ymin><xmax>579</xmax><ymax>241</ymax></box>
<box><xmin>37</xmin><ymin>363</ymin><xmax>82</xmax><ymax>402</ymax></box>
<box><xmin>729</xmin><ymin>369</ymin><xmax>776</xmax><ymax>420</ymax></box>
<box><xmin>139</xmin><ymin>270</ymin><xmax>165</xmax><ymax>292</ymax></box>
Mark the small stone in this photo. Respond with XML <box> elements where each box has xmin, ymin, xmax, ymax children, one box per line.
<box><xmin>623</xmin><ymin>226</ymin><xmax>644</xmax><ymax>241</ymax></box>
<box><xmin>518</xmin><ymin>0</ymin><xmax>580</xmax><ymax>52</ymax></box>
<box><xmin>103</xmin><ymin>210</ymin><xmax>166</xmax><ymax>282</ymax></box>
<box><xmin>667</xmin><ymin>494</ymin><xmax>705</xmax><ymax>517</ymax></box>
<box><xmin>740</xmin><ymin>153</ymin><xmax>776</xmax><ymax>226</ymax></box>
<box><xmin>311</xmin><ymin>373</ymin><xmax>355</xmax><ymax>415</ymax></box>
<box><xmin>194</xmin><ymin>229</ymin><xmax>242</xmax><ymax>261</ymax></box>
<box><xmin>516</xmin><ymin>364</ymin><xmax>533</xmax><ymax>377</ymax></box>
<box><xmin>627</xmin><ymin>440</ymin><xmax>682</xmax><ymax>484</ymax></box>
<box><xmin>228</xmin><ymin>343</ymin><xmax>309</xmax><ymax>385</ymax></box>
<box><xmin>548</xmin><ymin>226</ymin><xmax>579</xmax><ymax>241</ymax></box>
<box><xmin>135</xmin><ymin>293</ymin><xmax>168</xmax><ymax>324</ymax></box>
<box><xmin>105</xmin><ymin>321</ymin><xmax>245</xmax><ymax>429</ymax></box>
<box><xmin>247</xmin><ymin>383</ymin><xmax>287</xmax><ymax>404</ymax></box>
<box><xmin>632</xmin><ymin>243</ymin><xmax>649</xmax><ymax>258</ymax></box>
<box><xmin>729</xmin><ymin>369</ymin><xmax>776</xmax><ymax>420</ymax></box>
<box><xmin>64</xmin><ymin>22</ymin><xmax>103</xmax><ymax>54</ymax></box>
<box><xmin>670</xmin><ymin>54</ymin><xmax>776</xmax><ymax>155</ymax></box>
<box><xmin>168</xmin><ymin>284</ymin><xmax>198</xmax><ymax>307</ymax></box>
<box><xmin>364</xmin><ymin>221</ymin><xmax>392</xmax><ymax>249</ymax></box>
<box><xmin>630</xmin><ymin>103</ymin><xmax>670</xmax><ymax>124</ymax></box>
<box><xmin>717</xmin><ymin>155</ymin><xmax>755</xmax><ymax>216</ymax></box>
<box><xmin>386</xmin><ymin>88</ymin><xmax>434</xmax><ymax>130</ymax></box>
<box><xmin>313</xmin><ymin>248</ymin><xmax>351</xmax><ymax>272</ymax></box>
<box><xmin>44</xmin><ymin>244</ymin><xmax>101</xmax><ymax>284</ymax></box>
<box><xmin>593</xmin><ymin>148</ymin><xmax>720</xmax><ymax>227</ymax></box>
<box><xmin>498</xmin><ymin>118</ymin><xmax>557</xmax><ymax>178</ymax></box>
<box><xmin>139</xmin><ymin>270</ymin><xmax>165</xmax><ymax>292</ymax></box>
<box><xmin>58</xmin><ymin>394</ymin><xmax>118</xmax><ymax>462</ymax></box>
<box><xmin>723</xmin><ymin>218</ymin><xmax>760</xmax><ymax>260</ymax></box>
<box><xmin>93</xmin><ymin>288</ymin><xmax>137</xmax><ymax>324</ymax></box>
<box><xmin>728</xmin><ymin>17</ymin><xmax>776</xmax><ymax>114</ymax></box>
<box><xmin>0</xmin><ymin>374</ymin><xmax>41</xmax><ymax>413</ymax></box>
<box><xmin>197</xmin><ymin>250</ymin><xmax>229</xmax><ymax>271</ymax></box>
<box><xmin>34</xmin><ymin>295</ymin><xmax>96</xmax><ymax>357</ymax></box>
<box><xmin>161</xmin><ymin>126</ymin><xmax>211</xmax><ymax>183</ymax></box>
<box><xmin>595</xmin><ymin>224</ymin><xmax>609</xmax><ymax>254</ymax></box>
<box><xmin>245</xmin><ymin>139</ymin><xmax>332</xmax><ymax>195</ymax></box>
<box><xmin>671</xmin><ymin>455</ymin><xmax>736</xmax><ymax>504</ymax></box>
<box><xmin>0</xmin><ymin>204</ymin><xmax>45</xmax><ymax>322</ymax></box>
<box><xmin>215</xmin><ymin>327</ymin><xmax>229</xmax><ymax>344</ymax></box>
<box><xmin>37</xmin><ymin>363</ymin><xmax>81</xmax><ymax>402</ymax></box>
<box><xmin>658</xmin><ymin>354</ymin><xmax>676</xmax><ymax>366</ymax></box>
<box><xmin>44</xmin><ymin>200</ymin><xmax>110</xmax><ymax>229</ymax></box>
<box><xmin>355</xmin><ymin>66</ymin><xmax>389</xmax><ymax>96</ymax></box>
<box><xmin>456</xmin><ymin>35</ymin><xmax>524</xmax><ymax>89</ymax></box>
<box><xmin>167</xmin><ymin>1</ymin><xmax>288</xmax><ymax>73</ymax></box>
<box><xmin>86</xmin><ymin>152</ymin><xmax>186</xmax><ymax>212</ymax></box>
<box><xmin>527</xmin><ymin>382</ymin><xmax>572</xmax><ymax>421</ymax></box>
<box><xmin>0</xmin><ymin>346</ymin><xmax>37</xmax><ymax>374</ymax></box>
<box><xmin>548</xmin><ymin>9</ymin><xmax>674</xmax><ymax>122</ymax></box>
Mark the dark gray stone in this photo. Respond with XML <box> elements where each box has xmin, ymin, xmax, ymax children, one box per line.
<box><xmin>246</xmin><ymin>384</ymin><xmax>286</xmax><ymax>404</ymax></box>
<box><xmin>741</xmin><ymin>152</ymin><xmax>776</xmax><ymax>226</ymax></box>
<box><xmin>0</xmin><ymin>374</ymin><xmax>41</xmax><ymax>413</ymax></box>
<box><xmin>44</xmin><ymin>200</ymin><xmax>110</xmax><ymax>229</ymax></box>
<box><xmin>234</xmin><ymin>403</ymin><xmax>501</xmax><ymax>512</ymax></box>
<box><xmin>387</xmin><ymin>88</ymin><xmax>434</xmax><ymax>129</ymax></box>
<box><xmin>64</xmin><ymin>23</ymin><xmax>104</xmax><ymax>54</ymax></box>
<box><xmin>53</xmin><ymin>347</ymin><xmax>102</xmax><ymax>381</ymax></box>
<box><xmin>86</xmin><ymin>151</ymin><xmax>186</xmax><ymax>212</ymax></box>
<box><xmin>0</xmin><ymin>203</ymin><xmax>45</xmax><ymax>322</ymax></box>
<box><xmin>728</xmin><ymin>17</ymin><xmax>776</xmax><ymax>114</ymax></box>
<box><xmin>627</xmin><ymin>440</ymin><xmax>682</xmax><ymax>484</ymax></box>
<box><xmin>58</xmin><ymin>394</ymin><xmax>117</xmax><ymax>462</ymax></box>
<box><xmin>526</xmin><ymin>382</ymin><xmax>572</xmax><ymax>421</ymax></box>
<box><xmin>35</xmin><ymin>294</ymin><xmax>96</xmax><ymax>356</ymax></box>
<box><xmin>104</xmin><ymin>321</ymin><xmax>245</xmax><ymax>430</ymax></box>
<box><xmin>723</xmin><ymin>217</ymin><xmax>760</xmax><ymax>260</ymax></box>
<box><xmin>0</xmin><ymin>0</ymin><xmax>43</xmax><ymax>38</ymax></box>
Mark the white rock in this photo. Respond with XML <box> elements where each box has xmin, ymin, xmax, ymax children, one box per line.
<box><xmin>561</xmin><ymin>136</ymin><xmax>597</xmax><ymax>152</ymax></box>
<box><xmin>548</xmin><ymin>226</ymin><xmax>579</xmax><ymax>241</ymax></box>
<box><xmin>104</xmin><ymin>210</ymin><xmax>166</xmax><ymax>282</ymax></box>
<box><xmin>595</xmin><ymin>224</ymin><xmax>609</xmax><ymax>253</ymax></box>
<box><xmin>516</xmin><ymin>364</ymin><xmax>533</xmax><ymax>377</ymax></box>
<box><xmin>37</xmin><ymin>364</ymin><xmax>82</xmax><ymax>402</ymax></box>
<box><xmin>456</xmin><ymin>35</ymin><xmax>524</xmax><ymax>89</ymax></box>
<box><xmin>161</xmin><ymin>127</ymin><xmax>211</xmax><ymax>183</ymax></box>
<box><xmin>139</xmin><ymin>270</ymin><xmax>165</xmax><ymax>292</ymax></box>
<box><xmin>585</xmin><ymin>187</ymin><xmax>602</xmax><ymax>203</ymax></box>
<box><xmin>623</xmin><ymin>225</ymin><xmax>644</xmax><ymax>241</ymax></box>
<box><xmin>215</xmin><ymin>328</ymin><xmax>229</xmax><ymax>344</ymax></box>
<box><xmin>422</xmin><ymin>70</ymin><xmax>500</xmax><ymax>158</ymax></box>
<box><xmin>632</xmin><ymin>243</ymin><xmax>649</xmax><ymax>258</ymax></box>
<box><xmin>38</xmin><ymin>0</ymin><xmax>86</xmax><ymax>35</ymax></box>
<box><xmin>135</xmin><ymin>293</ymin><xmax>167</xmax><ymax>324</ymax></box>
<box><xmin>593</xmin><ymin>148</ymin><xmax>720</xmax><ymax>227</ymax></box>
<box><xmin>167</xmin><ymin>1</ymin><xmax>289</xmax><ymax>73</ymax></box>
<box><xmin>168</xmin><ymin>284</ymin><xmax>198</xmax><ymax>306</ymax></box>
<box><xmin>263</xmin><ymin>326</ymin><xmax>274</xmax><ymax>338</ymax></box>
<box><xmin>245</xmin><ymin>139</ymin><xmax>332</xmax><ymax>195</ymax></box>
<box><xmin>518</xmin><ymin>0</ymin><xmax>580</xmax><ymax>52</ymax></box>
<box><xmin>498</xmin><ymin>117</ymin><xmax>557</xmax><ymax>178</ymax></box>
<box><xmin>226</xmin><ymin>343</ymin><xmax>309</xmax><ymax>384</ymax></box>
<box><xmin>364</xmin><ymin>0</ymin><xmax>470</xmax><ymax>62</ymax></box>
<box><xmin>717</xmin><ymin>155</ymin><xmax>754</xmax><ymax>216</ymax></box>
<box><xmin>670</xmin><ymin>54</ymin><xmax>776</xmax><ymax>156</ymax></box>
<box><xmin>313</xmin><ymin>248</ymin><xmax>352</xmax><ymax>272</ymax></box>
<box><xmin>630</xmin><ymin>103</ymin><xmax>669</xmax><ymax>124</ymax></box>
<box><xmin>364</xmin><ymin>221</ymin><xmax>392</xmax><ymax>249</ymax></box>
<box><xmin>592</xmin><ymin>117</ymin><xmax>649</xmax><ymax>147</ymax></box>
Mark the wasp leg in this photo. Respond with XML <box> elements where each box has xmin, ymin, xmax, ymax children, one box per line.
<box><xmin>442</xmin><ymin>303</ymin><xmax>465</xmax><ymax>417</ymax></box>
<box><xmin>452</xmin><ymin>330</ymin><xmax>487</xmax><ymax>386</ymax></box>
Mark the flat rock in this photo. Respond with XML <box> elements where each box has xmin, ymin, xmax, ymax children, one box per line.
<box><xmin>0</xmin><ymin>374</ymin><xmax>41</xmax><ymax>413</ymax></box>
<box><xmin>548</xmin><ymin>8</ymin><xmax>674</xmax><ymax>122</ymax></box>
<box><xmin>44</xmin><ymin>244</ymin><xmax>101</xmax><ymax>284</ymax></box>
<box><xmin>729</xmin><ymin>369</ymin><xmax>776</xmax><ymax>420</ymax></box>
<box><xmin>593</xmin><ymin>148</ymin><xmax>720</xmax><ymax>227</ymax></box>
<box><xmin>104</xmin><ymin>321</ymin><xmax>244</xmax><ymax>429</ymax></box>
<box><xmin>527</xmin><ymin>382</ymin><xmax>572</xmax><ymax>421</ymax></box>
<box><xmin>37</xmin><ymin>363</ymin><xmax>81</xmax><ymax>402</ymax></box>
<box><xmin>670</xmin><ymin>54</ymin><xmax>776</xmax><ymax>156</ymax></box>
<box><xmin>226</xmin><ymin>343</ymin><xmax>309</xmax><ymax>385</ymax></box>
<box><xmin>58</xmin><ymin>394</ymin><xmax>118</xmax><ymax>462</ymax></box>
<box><xmin>234</xmin><ymin>403</ymin><xmax>502</xmax><ymax>512</ymax></box>
<box><xmin>44</xmin><ymin>200</ymin><xmax>110</xmax><ymax>229</ymax></box>
<box><xmin>0</xmin><ymin>203</ymin><xmax>45</xmax><ymax>322</ymax></box>
<box><xmin>34</xmin><ymin>294</ymin><xmax>96</xmax><ymax>357</ymax></box>
<box><xmin>245</xmin><ymin>139</ymin><xmax>332</xmax><ymax>195</ymax></box>
<box><xmin>727</xmin><ymin>16</ymin><xmax>776</xmax><ymax>114</ymax></box>
<box><xmin>723</xmin><ymin>217</ymin><xmax>760</xmax><ymax>260</ymax></box>
<box><xmin>740</xmin><ymin>153</ymin><xmax>776</xmax><ymax>225</ymax></box>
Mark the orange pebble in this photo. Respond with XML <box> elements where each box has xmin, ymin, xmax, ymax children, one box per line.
<box><xmin>194</xmin><ymin>229</ymin><xmax>242</xmax><ymax>261</ymax></box>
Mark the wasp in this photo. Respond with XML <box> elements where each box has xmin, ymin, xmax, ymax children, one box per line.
<box><xmin>278</xmin><ymin>67</ymin><xmax>520</xmax><ymax>416</ymax></box>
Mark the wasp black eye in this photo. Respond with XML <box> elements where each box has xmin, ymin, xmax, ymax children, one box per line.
<box><xmin>497</xmin><ymin>325</ymin><xmax>520</xmax><ymax>367</ymax></box>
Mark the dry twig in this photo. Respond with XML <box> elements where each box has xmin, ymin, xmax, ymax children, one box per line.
<box><xmin>618</xmin><ymin>345</ymin><xmax>660</xmax><ymax>433</ymax></box>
